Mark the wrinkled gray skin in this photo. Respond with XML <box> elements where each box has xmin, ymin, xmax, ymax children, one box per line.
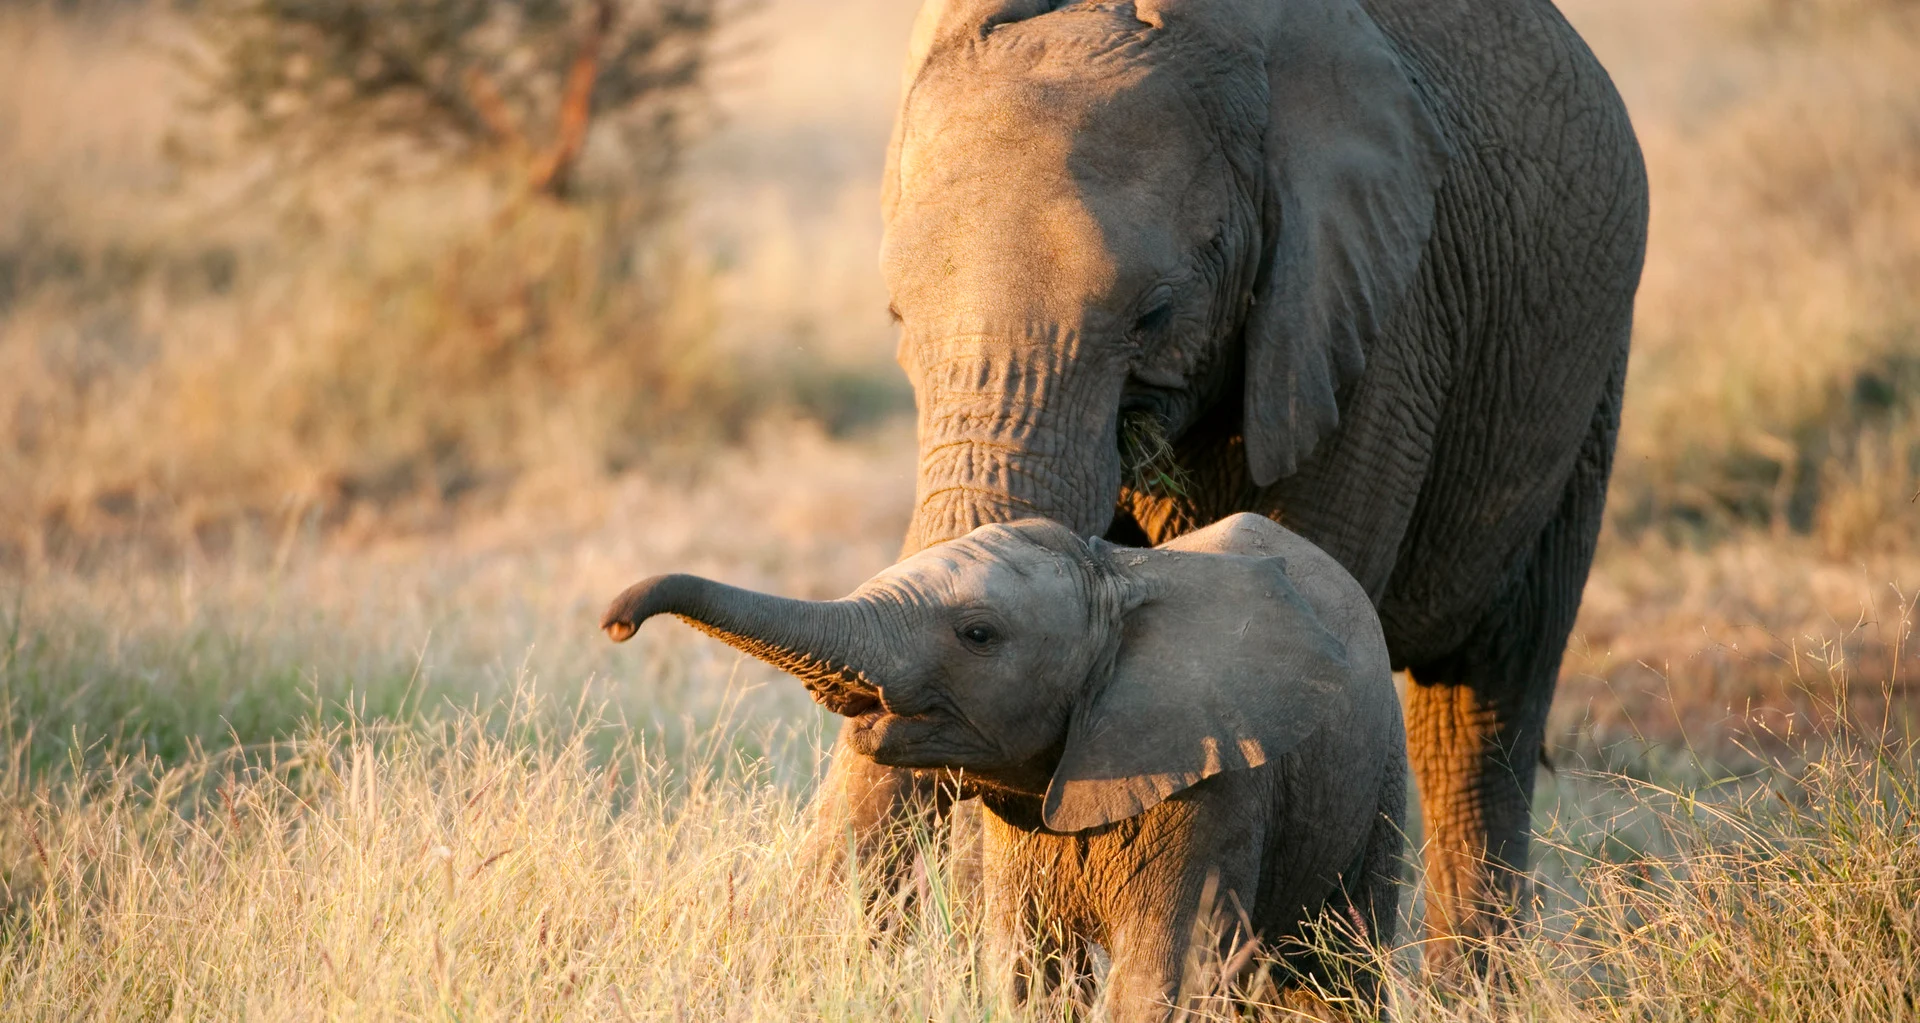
<box><xmin>603</xmin><ymin>514</ymin><xmax>1406</xmax><ymax>1020</ymax></box>
<box><xmin>848</xmin><ymin>0</ymin><xmax>1648</xmax><ymax>969</ymax></box>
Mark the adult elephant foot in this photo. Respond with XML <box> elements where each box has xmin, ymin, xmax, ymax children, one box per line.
<box><xmin>1402</xmin><ymin>671</ymin><xmax>1549</xmax><ymax>981</ymax></box>
<box><xmin>1404</xmin><ymin>365</ymin><xmax>1621</xmax><ymax>982</ymax></box>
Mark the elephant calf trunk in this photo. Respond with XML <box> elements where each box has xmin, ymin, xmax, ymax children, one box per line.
<box><xmin>601</xmin><ymin>574</ymin><xmax>708</xmax><ymax>642</ymax></box>
<box><xmin>599</xmin><ymin>572</ymin><xmax>896</xmax><ymax>718</ymax></box>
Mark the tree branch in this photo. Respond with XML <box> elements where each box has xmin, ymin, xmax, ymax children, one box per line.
<box><xmin>526</xmin><ymin>0</ymin><xmax>614</xmax><ymax>198</ymax></box>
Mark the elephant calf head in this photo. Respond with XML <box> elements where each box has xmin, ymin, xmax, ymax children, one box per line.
<box><xmin>601</xmin><ymin>514</ymin><xmax>1360</xmax><ymax>831</ymax></box>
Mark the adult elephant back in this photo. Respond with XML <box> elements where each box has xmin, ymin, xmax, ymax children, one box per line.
<box><xmin>831</xmin><ymin>0</ymin><xmax>1646</xmax><ymax>971</ymax></box>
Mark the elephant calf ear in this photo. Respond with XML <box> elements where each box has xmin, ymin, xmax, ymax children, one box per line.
<box><xmin>1041</xmin><ymin>550</ymin><xmax>1353</xmax><ymax>833</ymax></box>
<box><xmin>1239</xmin><ymin>0</ymin><xmax>1450</xmax><ymax>486</ymax></box>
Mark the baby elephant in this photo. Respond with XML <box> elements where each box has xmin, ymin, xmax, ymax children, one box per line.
<box><xmin>602</xmin><ymin>513</ymin><xmax>1404</xmax><ymax>1019</ymax></box>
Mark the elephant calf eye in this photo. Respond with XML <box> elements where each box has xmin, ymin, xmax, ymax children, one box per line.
<box><xmin>959</xmin><ymin>624</ymin><xmax>998</xmax><ymax>647</ymax></box>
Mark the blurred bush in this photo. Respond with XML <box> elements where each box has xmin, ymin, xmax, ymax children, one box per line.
<box><xmin>0</xmin><ymin>1</ymin><xmax>910</xmax><ymax>566</ymax></box>
<box><xmin>1605</xmin><ymin>0</ymin><xmax>1920</xmax><ymax>554</ymax></box>
<box><xmin>187</xmin><ymin>0</ymin><xmax>712</xmax><ymax>205</ymax></box>
<box><xmin>6</xmin><ymin>0</ymin><xmax>1918</xmax><ymax>567</ymax></box>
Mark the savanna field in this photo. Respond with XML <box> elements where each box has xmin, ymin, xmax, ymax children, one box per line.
<box><xmin>2</xmin><ymin>0</ymin><xmax>1918</xmax><ymax>1017</ymax></box>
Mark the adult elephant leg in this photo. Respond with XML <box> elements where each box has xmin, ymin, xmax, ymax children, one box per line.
<box><xmin>1404</xmin><ymin>363</ymin><xmax>1622</xmax><ymax>979</ymax></box>
<box><xmin>803</xmin><ymin>723</ymin><xmax>956</xmax><ymax>883</ymax></box>
<box><xmin>826</xmin><ymin>338</ymin><xmax>1126</xmax><ymax>888</ymax></box>
<box><xmin>1402</xmin><ymin>644</ymin><xmax>1553</xmax><ymax>979</ymax></box>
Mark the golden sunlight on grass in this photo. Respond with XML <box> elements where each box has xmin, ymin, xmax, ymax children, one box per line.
<box><xmin>2</xmin><ymin>420</ymin><xmax>1914</xmax><ymax>1018</ymax></box>
<box><xmin>2</xmin><ymin>679</ymin><xmax>1912</xmax><ymax>1018</ymax></box>
<box><xmin>1</xmin><ymin>696</ymin><xmax>972</xmax><ymax>1018</ymax></box>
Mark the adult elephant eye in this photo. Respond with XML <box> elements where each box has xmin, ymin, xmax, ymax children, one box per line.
<box><xmin>1132</xmin><ymin>302</ymin><xmax>1174</xmax><ymax>337</ymax></box>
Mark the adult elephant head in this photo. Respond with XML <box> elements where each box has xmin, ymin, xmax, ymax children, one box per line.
<box><xmin>882</xmin><ymin>0</ymin><xmax>1447</xmax><ymax>551</ymax></box>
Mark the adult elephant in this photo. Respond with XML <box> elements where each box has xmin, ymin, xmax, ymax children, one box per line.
<box><xmin>816</xmin><ymin>0</ymin><xmax>1647</xmax><ymax>971</ymax></box>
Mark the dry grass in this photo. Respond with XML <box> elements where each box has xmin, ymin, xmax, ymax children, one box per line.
<box><xmin>5</xmin><ymin>720</ymin><xmax>1912</xmax><ymax>1020</ymax></box>
<box><xmin>0</xmin><ymin>700</ymin><xmax>981</xmax><ymax>1018</ymax></box>
<box><xmin>1434</xmin><ymin>719</ymin><xmax>1920</xmax><ymax>1022</ymax></box>
<box><xmin>0</xmin><ymin>420</ymin><xmax>913</xmax><ymax>774</ymax></box>
<box><xmin>2</xmin><ymin>421</ymin><xmax>1913</xmax><ymax>1019</ymax></box>
<box><xmin>1546</xmin><ymin>0</ymin><xmax>1920</xmax><ymax>746</ymax></box>
<box><xmin>2</xmin><ymin>576</ymin><xmax>1914</xmax><ymax>1018</ymax></box>
<box><xmin>1582</xmin><ymin>0</ymin><xmax>1920</xmax><ymax>552</ymax></box>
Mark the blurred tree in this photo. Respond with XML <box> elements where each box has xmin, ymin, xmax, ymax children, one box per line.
<box><xmin>186</xmin><ymin>0</ymin><xmax>718</xmax><ymax>205</ymax></box>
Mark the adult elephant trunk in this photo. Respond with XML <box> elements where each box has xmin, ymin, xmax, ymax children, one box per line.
<box><xmin>600</xmin><ymin>575</ymin><xmax>895</xmax><ymax>717</ymax></box>
<box><xmin>900</xmin><ymin>332</ymin><xmax>1128</xmax><ymax>552</ymax></box>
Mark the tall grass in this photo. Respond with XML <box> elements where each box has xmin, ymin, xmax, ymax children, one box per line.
<box><xmin>1387</xmin><ymin>727</ymin><xmax>1920</xmax><ymax>1021</ymax></box>
<box><xmin>1</xmin><ymin>425</ymin><xmax>1912</xmax><ymax>1019</ymax></box>
<box><xmin>1</xmin><ymin>666</ymin><xmax>1912</xmax><ymax>1019</ymax></box>
<box><xmin>0</xmin><ymin>416</ymin><xmax>915</xmax><ymax>774</ymax></box>
<box><xmin>0</xmin><ymin>698</ymin><xmax>946</xmax><ymax>1019</ymax></box>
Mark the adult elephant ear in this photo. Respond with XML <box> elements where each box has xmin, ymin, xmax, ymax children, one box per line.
<box><xmin>1041</xmin><ymin>541</ymin><xmax>1355</xmax><ymax>832</ymax></box>
<box><xmin>1187</xmin><ymin>0</ymin><xmax>1450</xmax><ymax>486</ymax></box>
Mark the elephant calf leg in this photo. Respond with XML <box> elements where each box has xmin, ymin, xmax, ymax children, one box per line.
<box><xmin>1324</xmin><ymin>759</ymin><xmax>1408</xmax><ymax>1009</ymax></box>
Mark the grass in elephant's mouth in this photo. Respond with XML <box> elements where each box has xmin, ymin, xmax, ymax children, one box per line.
<box><xmin>1120</xmin><ymin>410</ymin><xmax>1193</xmax><ymax>498</ymax></box>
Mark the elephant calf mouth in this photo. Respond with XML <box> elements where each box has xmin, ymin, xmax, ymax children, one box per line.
<box><xmin>847</xmin><ymin>708</ymin><xmax>895</xmax><ymax>757</ymax></box>
<box><xmin>814</xmin><ymin>688</ymin><xmax>881</xmax><ymax>718</ymax></box>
